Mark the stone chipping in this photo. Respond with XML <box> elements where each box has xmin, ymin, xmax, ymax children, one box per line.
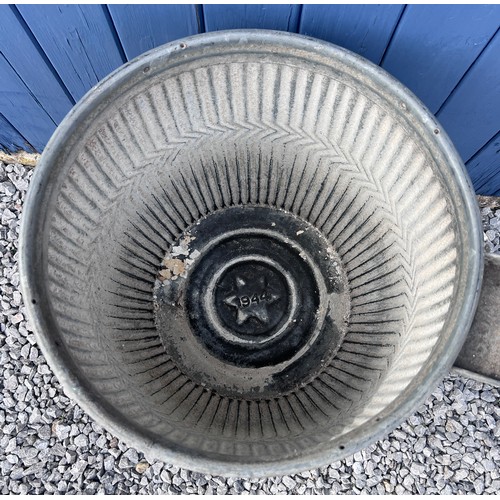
<box><xmin>482</xmin><ymin>205</ymin><xmax>500</xmax><ymax>255</ymax></box>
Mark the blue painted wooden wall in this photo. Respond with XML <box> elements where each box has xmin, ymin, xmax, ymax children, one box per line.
<box><xmin>0</xmin><ymin>4</ymin><xmax>498</xmax><ymax>195</ymax></box>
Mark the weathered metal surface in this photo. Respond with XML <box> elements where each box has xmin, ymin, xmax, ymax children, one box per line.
<box><xmin>454</xmin><ymin>253</ymin><xmax>500</xmax><ymax>386</ymax></box>
<box><xmin>19</xmin><ymin>31</ymin><xmax>483</xmax><ymax>477</ymax></box>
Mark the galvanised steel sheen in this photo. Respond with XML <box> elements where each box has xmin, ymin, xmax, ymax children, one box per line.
<box><xmin>20</xmin><ymin>30</ymin><xmax>483</xmax><ymax>476</ymax></box>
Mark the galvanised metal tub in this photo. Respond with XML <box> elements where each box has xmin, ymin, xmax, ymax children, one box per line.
<box><xmin>20</xmin><ymin>30</ymin><xmax>483</xmax><ymax>477</ymax></box>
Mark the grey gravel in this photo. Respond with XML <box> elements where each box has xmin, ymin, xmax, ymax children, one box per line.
<box><xmin>1</xmin><ymin>160</ymin><xmax>499</xmax><ymax>494</ymax></box>
<box><xmin>482</xmin><ymin>205</ymin><xmax>500</xmax><ymax>254</ymax></box>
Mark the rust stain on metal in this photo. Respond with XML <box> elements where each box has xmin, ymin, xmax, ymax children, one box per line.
<box><xmin>159</xmin><ymin>258</ymin><xmax>186</xmax><ymax>281</ymax></box>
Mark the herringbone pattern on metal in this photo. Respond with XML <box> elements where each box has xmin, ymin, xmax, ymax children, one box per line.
<box><xmin>47</xmin><ymin>59</ymin><xmax>456</xmax><ymax>448</ymax></box>
<box><xmin>22</xmin><ymin>32</ymin><xmax>481</xmax><ymax>475</ymax></box>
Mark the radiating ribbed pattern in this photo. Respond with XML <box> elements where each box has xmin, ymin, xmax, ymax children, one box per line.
<box><xmin>46</xmin><ymin>57</ymin><xmax>457</xmax><ymax>459</ymax></box>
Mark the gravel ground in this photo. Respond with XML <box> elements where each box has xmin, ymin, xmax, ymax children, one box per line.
<box><xmin>1</xmin><ymin>161</ymin><xmax>499</xmax><ymax>494</ymax></box>
<box><xmin>482</xmin><ymin>204</ymin><xmax>500</xmax><ymax>254</ymax></box>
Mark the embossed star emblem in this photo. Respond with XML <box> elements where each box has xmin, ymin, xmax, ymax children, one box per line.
<box><xmin>223</xmin><ymin>275</ymin><xmax>279</xmax><ymax>326</ymax></box>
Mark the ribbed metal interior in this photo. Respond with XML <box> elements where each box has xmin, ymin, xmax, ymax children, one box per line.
<box><xmin>19</xmin><ymin>33</ymin><xmax>482</xmax><ymax>475</ymax></box>
<box><xmin>44</xmin><ymin>54</ymin><xmax>459</xmax><ymax>460</ymax></box>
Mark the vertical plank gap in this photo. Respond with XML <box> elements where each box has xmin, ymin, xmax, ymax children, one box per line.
<box><xmin>435</xmin><ymin>26</ymin><xmax>500</xmax><ymax>118</ymax></box>
<box><xmin>466</xmin><ymin>129</ymin><xmax>500</xmax><ymax>194</ymax></box>
<box><xmin>379</xmin><ymin>5</ymin><xmax>407</xmax><ymax>67</ymax></box>
<box><xmin>288</xmin><ymin>4</ymin><xmax>302</xmax><ymax>33</ymax></box>
<box><xmin>1</xmin><ymin>52</ymin><xmax>57</xmax><ymax>127</ymax></box>
<box><xmin>466</xmin><ymin>130</ymin><xmax>500</xmax><ymax>166</ymax></box>
<box><xmin>296</xmin><ymin>4</ymin><xmax>305</xmax><ymax>33</ymax></box>
<box><xmin>196</xmin><ymin>4</ymin><xmax>206</xmax><ymax>34</ymax></box>
<box><xmin>10</xmin><ymin>4</ymin><xmax>76</xmax><ymax>108</ymax></box>
<box><xmin>103</xmin><ymin>4</ymin><xmax>128</xmax><ymax>64</ymax></box>
<box><xmin>0</xmin><ymin>112</ymin><xmax>36</xmax><ymax>153</ymax></box>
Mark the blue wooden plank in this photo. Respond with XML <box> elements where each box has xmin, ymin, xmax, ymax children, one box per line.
<box><xmin>204</xmin><ymin>4</ymin><xmax>301</xmax><ymax>32</ymax></box>
<box><xmin>437</xmin><ymin>30</ymin><xmax>500</xmax><ymax>163</ymax></box>
<box><xmin>466</xmin><ymin>132</ymin><xmax>500</xmax><ymax>196</ymax></box>
<box><xmin>108</xmin><ymin>4</ymin><xmax>200</xmax><ymax>61</ymax></box>
<box><xmin>0</xmin><ymin>5</ymin><xmax>74</xmax><ymax>124</ymax></box>
<box><xmin>299</xmin><ymin>4</ymin><xmax>403</xmax><ymax>65</ymax></box>
<box><xmin>0</xmin><ymin>53</ymin><xmax>55</xmax><ymax>151</ymax></box>
<box><xmin>382</xmin><ymin>5</ymin><xmax>500</xmax><ymax>113</ymax></box>
<box><xmin>17</xmin><ymin>4</ymin><xmax>126</xmax><ymax>102</ymax></box>
<box><xmin>0</xmin><ymin>113</ymin><xmax>32</xmax><ymax>153</ymax></box>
